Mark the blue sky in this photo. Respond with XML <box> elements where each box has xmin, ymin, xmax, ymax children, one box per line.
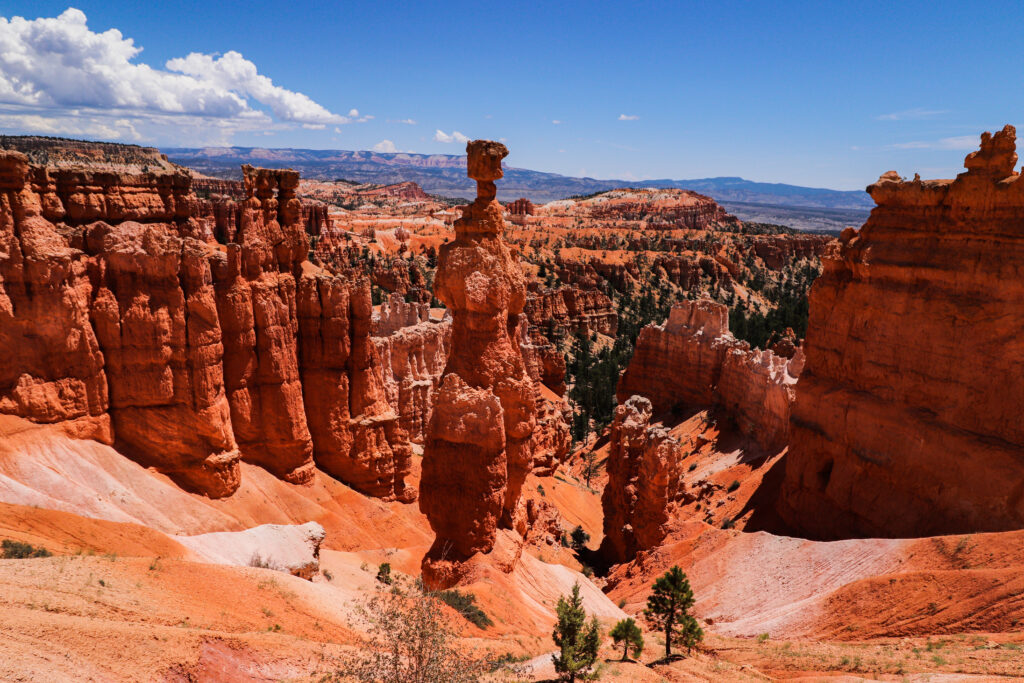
<box><xmin>0</xmin><ymin>1</ymin><xmax>1019</xmax><ymax>189</ymax></box>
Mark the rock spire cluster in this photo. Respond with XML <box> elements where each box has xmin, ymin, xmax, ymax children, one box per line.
<box><xmin>0</xmin><ymin>153</ymin><xmax>417</xmax><ymax>500</ymax></box>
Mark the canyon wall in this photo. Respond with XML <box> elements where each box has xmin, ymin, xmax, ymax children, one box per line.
<box><xmin>0</xmin><ymin>152</ymin><xmax>417</xmax><ymax>500</ymax></box>
<box><xmin>779</xmin><ymin>125</ymin><xmax>1024</xmax><ymax>539</ymax></box>
<box><xmin>617</xmin><ymin>298</ymin><xmax>802</xmax><ymax>451</ymax></box>
<box><xmin>419</xmin><ymin>141</ymin><xmax>537</xmax><ymax>588</ymax></box>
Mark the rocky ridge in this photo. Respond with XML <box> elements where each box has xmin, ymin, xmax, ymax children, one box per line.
<box><xmin>599</xmin><ymin>395</ymin><xmax>686</xmax><ymax>562</ymax></box>
<box><xmin>779</xmin><ymin>125</ymin><xmax>1024</xmax><ymax>538</ymax></box>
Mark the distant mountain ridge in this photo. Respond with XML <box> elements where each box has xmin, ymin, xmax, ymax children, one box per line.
<box><xmin>166</xmin><ymin>146</ymin><xmax>875</xmax><ymax>209</ymax></box>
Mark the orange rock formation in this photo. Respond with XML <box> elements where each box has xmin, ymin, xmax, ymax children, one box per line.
<box><xmin>524</xmin><ymin>285</ymin><xmax>618</xmax><ymax>338</ymax></box>
<box><xmin>779</xmin><ymin>125</ymin><xmax>1024</xmax><ymax>538</ymax></box>
<box><xmin>419</xmin><ymin>141</ymin><xmax>537</xmax><ymax>587</ymax></box>
<box><xmin>0</xmin><ymin>152</ymin><xmax>418</xmax><ymax>500</ymax></box>
<box><xmin>618</xmin><ymin>298</ymin><xmax>803</xmax><ymax>451</ymax></box>
<box><xmin>599</xmin><ymin>395</ymin><xmax>685</xmax><ymax>562</ymax></box>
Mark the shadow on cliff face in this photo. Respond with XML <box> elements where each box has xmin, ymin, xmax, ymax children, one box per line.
<box><xmin>733</xmin><ymin>452</ymin><xmax>797</xmax><ymax>535</ymax></box>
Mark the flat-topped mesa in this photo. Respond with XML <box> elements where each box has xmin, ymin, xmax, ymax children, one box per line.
<box><xmin>419</xmin><ymin>140</ymin><xmax>537</xmax><ymax>588</ymax></box>
<box><xmin>778</xmin><ymin>125</ymin><xmax>1024</xmax><ymax>539</ymax></box>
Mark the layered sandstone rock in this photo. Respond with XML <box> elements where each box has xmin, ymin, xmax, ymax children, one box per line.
<box><xmin>211</xmin><ymin>166</ymin><xmax>315</xmax><ymax>485</ymax></box>
<box><xmin>599</xmin><ymin>396</ymin><xmax>685</xmax><ymax>562</ymax></box>
<box><xmin>618</xmin><ymin>298</ymin><xmax>802</xmax><ymax>451</ymax></box>
<box><xmin>717</xmin><ymin>346</ymin><xmax>803</xmax><ymax>452</ymax></box>
<box><xmin>0</xmin><ymin>149</ymin><xmax>416</xmax><ymax>500</ymax></box>
<box><xmin>751</xmin><ymin>234</ymin><xmax>832</xmax><ymax>270</ymax></box>
<box><xmin>87</xmin><ymin>221</ymin><xmax>241</xmax><ymax>496</ymax></box>
<box><xmin>419</xmin><ymin>141</ymin><xmax>537</xmax><ymax>587</ymax></box>
<box><xmin>779</xmin><ymin>125</ymin><xmax>1024</xmax><ymax>539</ymax></box>
<box><xmin>0</xmin><ymin>152</ymin><xmax>243</xmax><ymax>494</ymax></box>
<box><xmin>372</xmin><ymin>293</ymin><xmax>451</xmax><ymax>444</ymax></box>
<box><xmin>524</xmin><ymin>286</ymin><xmax>618</xmax><ymax>338</ymax></box>
<box><xmin>618</xmin><ymin>299</ymin><xmax>734</xmax><ymax>411</ymax></box>
<box><xmin>537</xmin><ymin>188</ymin><xmax>737</xmax><ymax>231</ymax></box>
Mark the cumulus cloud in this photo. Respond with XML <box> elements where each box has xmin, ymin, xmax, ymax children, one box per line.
<box><xmin>0</xmin><ymin>8</ymin><xmax>363</xmax><ymax>141</ymax></box>
<box><xmin>434</xmin><ymin>129</ymin><xmax>469</xmax><ymax>143</ymax></box>
<box><xmin>372</xmin><ymin>139</ymin><xmax>398</xmax><ymax>153</ymax></box>
<box><xmin>618</xmin><ymin>114</ymin><xmax>639</xmax><ymax>121</ymax></box>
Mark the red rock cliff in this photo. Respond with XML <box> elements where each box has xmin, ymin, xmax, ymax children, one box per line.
<box><xmin>0</xmin><ymin>152</ymin><xmax>416</xmax><ymax>500</ymax></box>
<box><xmin>618</xmin><ymin>298</ymin><xmax>803</xmax><ymax>451</ymax></box>
<box><xmin>419</xmin><ymin>141</ymin><xmax>537</xmax><ymax>588</ymax></box>
<box><xmin>779</xmin><ymin>125</ymin><xmax>1024</xmax><ymax>538</ymax></box>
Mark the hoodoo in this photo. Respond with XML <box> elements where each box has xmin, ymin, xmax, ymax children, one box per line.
<box><xmin>419</xmin><ymin>140</ymin><xmax>537</xmax><ymax>588</ymax></box>
<box><xmin>779</xmin><ymin>125</ymin><xmax>1024</xmax><ymax>539</ymax></box>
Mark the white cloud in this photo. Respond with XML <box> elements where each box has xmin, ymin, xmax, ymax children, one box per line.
<box><xmin>0</xmin><ymin>8</ymin><xmax>364</xmax><ymax>142</ymax></box>
<box><xmin>618</xmin><ymin>114</ymin><xmax>639</xmax><ymax>121</ymax></box>
<box><xmin>891</xmin><ymin>135</ymin><xmax>978</xmax><ymax>151</ymax></box>
<box><xmin>397</xmin><ymin>118</ymin><xmax>416</xmax><ymax>125</ymax></box>
<box><xmin>434</xmin><ymin>129</ymin><xmax>469</xmax><ymax>143</ymax></box>
<box><xmin>372</xmin><ymin>139</ymin><xmax>398</xmax><ymax>153</ymax></box>
<box><xmin>166</xmin><ymin>50</ymin><xmax>349</xmax><ymax>124</ymax></box>
<box><xmin>552</xmin><ymin>119</ymin><xmax>561</xmax><ymax>124</ymax></box>
<box><xmin>876</xmin><ymin>108</ymin><xmax>949</xmax><ymax>121</ymax></box>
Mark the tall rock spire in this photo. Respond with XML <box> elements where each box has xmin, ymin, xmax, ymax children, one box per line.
<box><xmin>419</xmin><ymin>140</ymin><xmax>537</xmax><ymax>588</ymax></box>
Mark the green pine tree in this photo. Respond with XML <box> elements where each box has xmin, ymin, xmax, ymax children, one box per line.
<box><xmin>609</xmin><ymin>617</ymin><xmax>644</xmax><ymax>661</ymax></box>
<box><xmin>643</xmin><ymin>566</ymin><xmax>703</xmax><ymax>660</ymax></box>
<box><xmin>552</xmin><ymin>583</ymin><xmax>600</xmax><ymax>681</ymax></box>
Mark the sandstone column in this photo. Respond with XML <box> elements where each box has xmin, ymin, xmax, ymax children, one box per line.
<box><xmin>419</xmin><ymin>140</ymin><xmax>537</xmax><ymax>588</ymax></box>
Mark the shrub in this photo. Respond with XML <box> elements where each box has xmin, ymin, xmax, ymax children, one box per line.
<box><xmin>376</xmin><ymin>562</ymin><xmax>393</xmax><ymax>585</ymax></box>
<box><xmin>1</xmin><ymin>540</ymin><xmax>52</xmax><ymax>559</ymax></box>
<box><xmin>249</xmin><ymin>552</ymin><xmax>275</xmax><ymax>569</ymax></box>
<box><xmin>610</xmin><ymin>617</ymin><xmax>644</xmax><ymax>661</ymax></box>
<box><xmin>434</xmin><ymin>589</ymin><xmax>493</xmax><ymax>629</ymax></box>
<box><xmin>338</xmin><ymin>581</ymin><xmax>505</xmax><ymax>682</ymax></box>
<box><xmin>570</xmin><ymin>525</ymin><xmax>590</xmax><ymax>552</ymax></box>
